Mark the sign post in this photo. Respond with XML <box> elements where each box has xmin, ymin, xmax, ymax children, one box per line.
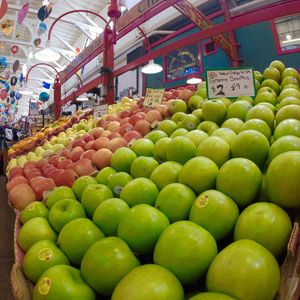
<box><xmin>206</xmin><ymin>68</ymin><xmax>255</xmax><ymax>99</ymax></box>
<box><xmin>143</xmin><ymin>88</ymin><xmax>165</xmax><ymax>107</ymax></box>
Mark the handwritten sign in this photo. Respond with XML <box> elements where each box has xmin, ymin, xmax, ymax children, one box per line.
<box><xmin>93</xmin><ymin>104</ymin><xmax>108</xmax><ymax>118</ymax></box>
<box><xmin>206</xmin><ymin>68</ymin><xmax>255</xmax><ymax>99</ymax></box>
<box><xmin>144</xmin><ymin>88</ymin><xmax>165</xmax><ymax>107</ymax></box>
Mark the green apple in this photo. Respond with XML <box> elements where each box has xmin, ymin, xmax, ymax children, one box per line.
<box><xmin>157</xmin><ymin>120</ymin><xmax>177</xmax><ymax>136</ymax></box>
<box><xmin>206</xmin><ymin>240</ymin><xmax>280</xmax><ymax>300</ymax></box>
<box><xmin>81</xmin><ymin>237</ymin><xmax>140</xmax><ymax>295</ymax></box>
<box><xmin>270</xmin><ymin>60</ymin><xmax>286</xmax><ymax>73</ymax></box>
<box><xmin>189</xmin><ymin>190</ymin><xmax>239</xmax><ymax>241</ymax></box>
<box><xmin>50</xmin><ymin>136</ymin><xmax>57</xmax><ymax>145</ymax></box>
<box><xmin>35</xmin><ymin>146</ymin><xmax>45</xmax><ymax>157</ymax></box>
<box><xmin>189</xmin><ymin>292</ymin><xmax>235</xmax><ymax>300</ymax></box>
<box><xmin>268</xmin><ymin>135</ymin><xmax>300</xmax><ymax>162</ymax></box>
<box><xmin>234</xmin><ymin>202</ymin><xmax>292</xmax><ymax>257</ymax></box>
<box><xmin>27</xmin><ymin>152</ymin><xmax>37</xmax><ymax>161</ymax></box>
<box><xmin>281</xmin><ymin>75</ymin><xmax>299</xmax><ymax>88</ymax></box>
<box><xmin>81</xmin><ymin>184</ymin><xmax>113</xmax><ymax>217</ymax></box>
<box><xmin>144</xmin><ymin>130</ymin><xmax>168</xmax><ymax>143</ymax></box>
<box><xmin>155</xmin><ymin>183</ymin><xmax>196</xmax><ymax>222</ymax></box>
<box><xmin>120</xmin><ymin>178</ymin><xmax>159</xmax><ymax>207</ymax></box>
<box><xmin>23</xmin><ymin>240</ymin><xmax>70</xmax><ymax>283</ymax></box>
<box><xmin>221</xmin><ymin>118</ymin><xmax>244</xmax><ymax>134</ymax></box>
<box><xmin>260</xmin><ymin>79</ymin><xmax>281</xmax><ymax>94</ymax></box>
<box><xmin>281</xmin><ymin>67</ymin><xmax>300</xmax><ymax>80</ymax></box>
<box><xmin>196</xmin><ymin>136</ymin><xmax>230</xmax><ymax>168</ymax></box>
<box><xmin>266</xmin><ymin>151</ymin><xmax>300</xmax><ymax>208</ymax></box>
<box><xmin>185</xmin><ymin>129</ymin><xmax>208</xmax><ymax>147</ymax></box>
<box><xmin>49</xmin><ymin>199</ymin><xmax>86</xmax><ymax>232</ymax></box>
<box><xmin>226</xmin><ymin>100</ymin><xmax>252</xmax><ymax>121</ymax></box>
<box><xmin>254</xmin><ymin>70</ymin><xmax>263</xmax><ymax>83</ymax></box>
<box><xmin>150</xmin><ymin>161</ymin><xmax>182</xmax><ymax>190</ymax></box>
<box><xmin>196</xmin><ymin>86</ymin><xmax>207</xmax><ymax>99</ymax></box>
<box><xmin>170</xmin><ymin>128</ymin><xmax>189</xmax><ymax>138</ymax></box>
<box><xmin>111</xmin><ymin>147</ymin><xmax>137</xmax><ymax>172</ymax></box>
<box><xmin>281</xmin><ymin>83</ymin><xmax>300</xmax><ymax>91</ymax></box>
<box><xmin>197</xmin><ymin>121</ymin><xmax>219</xmax><ymax>135</ymax></box>
<box><xmin>235</xmin><ymin>95</ymin><xmax>254</xmax><ymax>105</ymax></box>
<box><xmin>257</xmin><ymin>86</ymin><xmax>277</xmax><ymax>97</ymax></box>
<box><xmin>130</xmin><ymin>138</ymin><xmax>154</xmax><ymax>157</ymax></box>
<box><xmin>240</xmin><ymin>119</ymin><xmax>271</xmax><ymax>140</ymax></box>
<box><xmin>93</xmin><ymin>198</ymin><xmax>129</xmax><ymax>236</ymax></box>
<box><xmin>46</xmin><ymin>186</ymin><xmax>76</xmax><ymax>208</ymax></box>
<box><xmin>171</xmin><ymin>112</ymin><xmax>186</xmax><ymax>123</ymax></box>
<box><xmin>216</xmin><ymin>158</ymin><xmax>262</xmax><ymax>207</ymax></box>
<box><xmin>177</xmin><ymin>114</ymin><xmax>200</xmax><ymax>130</ymax></box>
<box><xmin>188</xmin><ymin>95</ymin><xmax>204</xmax><ymax>112</ymax></box>
<box><xmin>202</xmin><ymin>99</ymin><xmax>227</xmax><ymax>125</ymax></box>
<box><xmin>211</xmin><ymin>128</ymin><xmax>236</xmax><ymax>146</ymax></box>
<box><xmin>277</xmin><ymin>96</ymin><xmax>300</xmax><ymax>108</ymax></box>
<box><xmin>178</xmin><ymin>157</ymin><xmax>218</xmax><ymax>194</ymax></box>
<box><xmin>278</xmin><ymin>88</ymin><xmax>300</xmax><ymax>102</ymax></box>
<box><xmin>130</xmin><ymin>156</ymin><xmax>159</xmax><ymax>178</ymax></box>
<box><xmin>276</xmin><ymin>104</ymin><xmax>300</xmax><ymax>124</ymax></box>
<box><xmin>169</xmin><ymin>99</ymin><xmax>187</xmax><ymax>114</ymax></box>
<box><xmin>95</xmin><ymin>166</ymin><xmax>117</xmax><ymax>185</ymax></box>
<box><xmin>274</xmin><ymin>119</ymin><xmax>300</xmax><ymax>139</ymax></box>
<box><xmin>256</xmin><ymin>101</ymin><xmax>276</xmax><ymax>112</ymax></box>
<box><xmin>263</xmin><ymin>67</ymin><xmax>280</xmax><ymax>82</ymax></box>
<box><xmin>246</xmin><ymin>105</ymin><xmax>274</xmax><ymax>129</ymax></box>
<box><xmin>154</xmin><ymin>221</ymin><xmax>217</xmax><ymax>284</ymax></box>
<box><xmin>254</xmin><ymin>91</ymin><xmax>277</xmax><ymax>106</ymax></box>
<box><xmin>107</xmin><ymin>172</ymin><xmax>133</xmax><ymax>197</ymax></box>
<box><xmin>72</xmin><ymin>176</ymin><xmax>97</xmax><ymax>201</ymax></box>
<box><xmin>166</xmin><ymin>136</ymin><xmax>196</xmax><ymax>164</ymax></box>
<box><xmin>21</xmin><ymin>202</ymin><xmax>49</xmax><ymax>224</ymax></box>
<box><xmin>33</xmin><ymin>265</ymin><xmax>95</xmax><ymax>300</ymax></box>
<box><xmin>112</xmin><ymin>264</ymin><xmax>184</xmax><ymax>300</ymax></box>
<box><xmin>57</xmin><ymin>218</ymin><xmax>104</xmax><ymax>265</ymax></box>
<box><xmin>18</xmin><ymin>217</ymin><xmax>57</xmax><ymax>252</ymax></box>
<box><xmin>153</xmin><ymin>137</ymin><xmax>172</xmax><ymax>163</ymax></box>
<box><xmin>192</xmin><ymin>108</ymin><xmax>204</xmax><ymax>121</ymax></box>
<box><xmin>117</xmin><ymin>204</ymin><xmax>169</xmax><ymax>254</ymax></box>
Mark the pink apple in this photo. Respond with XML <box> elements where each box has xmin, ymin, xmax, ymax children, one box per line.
<box><xmin>145</xmin><ymin>110</ymin><xmax>163</xmax><ymax>124</ymax></box>
<box><xmin>8</xmin><ymin>183</ymin><xmax>37</xmax><ymax>210</ymax></box>
<box><xmin>30</xmin><ymin>177</ymin><xmax>56</xmax><ymax>200</ymax></box>
<box><xmin>55</xmin><ymin>169</ymin><xmax>78</xmax><ymax>187</ymax></box>
<box><xmin>101</xmin><ymin>130</ymin><xmax>112</xmax><ymax>137</ymax></box>
<box><xmin>57</xmin><ymin>158</ymin><xmax>73</xmax><ymax>170</ymax></box>
<box><xmin>107</xmin><ymin>132</ymin><xmax>122</xmax><ymax>139</ymax></box>
<box><xmin>107</xmin><ymin>121</ymin><xmax>121</xmax><ymax>132</ymax></box>
<box><xmin>35</xmin><ymin>159</ymin><xmax>49</xmax><ymax>170</ymax></box>
<box><xmin>61</xmin><ymin>149</ymin><xmax>72</xmax><ymax>159</ymax></box>
<box><xmin>26</xmin><ymin>170</ymin><xmax>44</xmax><ymax>180</ymax></box>
<box><xmin>80</xmin><ymin>149</ymin><xmax>96</xmax><ymax>160</ymax></box>
<box><xmin>106</xmin><ymin>114</ymin><xmax>121</xmax><ymax>122</ymax></box>
<box><xmin>118</xmin><ymin>111</ymin><xmax>131</xmax><ymax>119</ymax></box>
<box><xmin>179</xmin><ymin>89</ymin><xmax>194</xmax><ymax>102</ymax></box>
<box><xmin>46</xmin><ymin>169</ymin><xmax>65</xmax><ymax>181</ymax></box>
<box><xmin>92</xmin><ymin>148</ymin><xmax>113</xmax><ymax>169</ymax></box>
<box><xmin>70</xmin><ymin>146</ymin><xmax>85</xmax><ymax>162</ymax></box>
<box><xmin>84</xmin><ymin>140</ymin><xmax>96</xmax><ymax>150</ymax></box>
<box><xmin>96</xmin><ymin>118</ymin><xmax>108</xmax><ymax>128</ymax></box>
<box><xmin>119</xmin><ymin>123</ymin><xmax>134</xmax><ymax>136</ymax></box>
<box><xmin>71</xmin><ymin>158</ymin><xmax>98</xmax><ymax>177</ymax></box>
<box><xmin>8</xmin><ymin>167</ymin><xmax>24</xmax><ymax>180</ymax></box>
<box><xmin>90</xmin><ymin>127</ymin><xmax>104</xmax><ymax>139</ymax></box>
<box><xmin>94</xmin><ymin>137</ymin><xmax>110</xmax><ymax>150</ymax></box>
<box><xmin>129</xmin><ymin>114</ymin><xmax>145</xmax><ymax>126</ymax></box>
<box><xmin>123</xmin><ymin>131</ymin><xmax>143</xmax><ymax>143</ymax></box>
<box><xmin>72</xmin><ymin>139</ymin><xmax>86</xmax><ymax>149</ymax></box>
<box><xmin>108</xmin><ymin>137</ymin><xmax>128</xmax><ymax>152</ymax></box>
<box><xmin>134</xmin><ymin>120</ymin><xmax>151</xmax><ymax>136</ymax></box>
<box><xmin>120</xmin><ymin>117</ymin><xmax>130</xmax><ymax>125</ymax></box>
<box><xmin>7</xmin><ymin>175</ymin><xmax>29</xmax><ymax>193</ymax></box>
<box><xmin>23</xmin><ymin>161</ymin><xmax>37</xmax><ymax>169</ymax></box>
<box><xmin>82</xmin><ymin>134</ymin><xmax>95</xmax><ymax>143</ymax></box>
<box><xmin>48</xmin><ymin>155</ymin><xmax>60</xmax><ymax>167</ymax></box>
<box><xmin>155</xmin><ymin>104</ymin><xmax>170</xmax><ymax>118</ymax></box>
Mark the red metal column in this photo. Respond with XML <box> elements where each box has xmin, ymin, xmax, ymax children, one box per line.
<box><xmin>54</xmin><ymin>75</ymin><xmax>61</xmax><ymax>120</ymax></box>
<box><xmin>220</xmin><ymin>0</ymin><xmax>240</xmax><ymax>67</ymax></box>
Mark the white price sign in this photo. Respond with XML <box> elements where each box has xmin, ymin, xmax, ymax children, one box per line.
<box><xmin>143</xmin><ymin>88</ymin><xmax>165</xmax><ymax>107</ymax></box>
<box><xmin>206</xmin><ymin>68</ymin><xmax>255</xmax><ymax>99</ymax></box>
<box><xmin>93</xmin><ymin>104</ymin><xmax>108</xmax><ymax>118</ymax></box>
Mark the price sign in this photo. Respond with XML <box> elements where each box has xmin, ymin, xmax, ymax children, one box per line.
<box><xmin>206</xmin><ymin>68</ymin><xmax>255</xmax><ymax>99</ymax></box>
<box><xmin>144</xmin><ymin>88</ymin><xmax>165</xmax><ymax>107</ymax></box>
<box><xmin>93</xmin><ymin>104</ymin><xmax>108</xmax><ymax>118</ymax></box>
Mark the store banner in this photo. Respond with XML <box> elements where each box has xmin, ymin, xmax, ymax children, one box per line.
<box><xmin>143</xmin><ymin>88</ymin><xmax>165</xmax><ymax>107</ymax></box>
<box><xmin>206</xmin><ymin>68</ymin><xmax>255</xmax><ymax>99</ymax></box>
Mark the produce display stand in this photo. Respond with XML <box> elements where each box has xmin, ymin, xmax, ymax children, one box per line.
<box><xmin>9</xmin><ymin>0</ymin><xmax>300</xmax><ymax>299</ymax></box>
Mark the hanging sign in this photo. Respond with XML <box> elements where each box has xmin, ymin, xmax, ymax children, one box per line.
<box><xmin>206</xmin><ymin>68</ymin><xmax>255</xmax><ymax>99</ymax></box>
<box><xmin>93</xmin><ymin>104</ymin><xmax>108</xmax><ymax>118</ymax></box>
<box><xmin>143</xmin><ymin>88</ymin><xmax>165</xmax><ymax>107</ymax></box>
<box><xmin>1</xmin><ymin>19</ymin><xmax>13</xmax><ymax>36</ymax></box>
<box><xmin>18</xmin><ymin>2</ymin><xmax>30</xmax><ymax>25</ymax></box>
<box><xmin>0</xmin><ymin>0</ymin><xmax>8</xmax><ymax>20</ymax></box>
<box><xmin>12</xmin><ymin>60</ymin><xmax>20</xmax><ymax>73</ymax></box>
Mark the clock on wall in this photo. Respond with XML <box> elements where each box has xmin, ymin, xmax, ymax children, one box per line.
<box><xmin>164</xmin><ymin>43</ymin><xmax>202</xmax><ymax>82</ymax></box>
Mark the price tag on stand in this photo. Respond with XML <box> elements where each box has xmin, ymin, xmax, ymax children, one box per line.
<box><xmin>206</xmin><ymin>68</ymin><xmax>255</xmax><ymax>99</ymax></box>
<box><xmin>143</xmin><ymin>88</ymin><xmax>165</xmax><ymax>107</ymax></box>
<box><xmin>93</xmin><ymin>104</ymin><xmax>108</xmax><ymax>118</ymax></box>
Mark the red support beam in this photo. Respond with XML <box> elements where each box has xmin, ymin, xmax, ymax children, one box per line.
<box><xmin>113</xmin><ymin>0</ymin><xmax>300</xmax><ymax>78</ymax></box>
<box><xmin>54</xmin><ymin>76</ymin><xmax>61</xmax><ymax>120</ymax></box>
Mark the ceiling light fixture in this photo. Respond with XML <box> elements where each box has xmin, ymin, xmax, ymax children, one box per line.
<box><xmin>141</xmin><ymin>60</ymin><xmax>163</xmax><ymax>74</ymax></box>
<box><xmin>286</xmin><ymin>34</ymin><xmax>292</xmax><ymax>40</ymax></box>
<box><xmin>186</xmin><ymin>77</ymin><xmax>202</xmax><ymax>85</ymax></box>
<box><xmin>76</xmin><ymin>94</ymin><xmax>89</xmax><ymax>101</ymax></box>
<box><xmin>34</xmin><ymin>41</ymin><xmax>61</xmax><ymax>62</ymax></box>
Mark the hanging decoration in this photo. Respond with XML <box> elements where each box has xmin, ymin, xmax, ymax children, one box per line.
<box><xmin>10</xmin><ymin>76</ymin><xmax>17</xmax><ymax>86</ymax></box>
<box><xmin>37</xmin><ymin>4</ymin><xmax>52</xmax><ymax>21</ymax></box>
<box><xmin>0</xmin><ymin>41</ymin><xmax>5</xmax><ymax>51</ymax></box>
<box><xmin>0</xmin><ymin>56</ymin><xmax>7</xmax><ymax>70</ymax></box>
<box><xmin>0</xmin><ymin>75</ymin><xmax>10</xmax><ymax>91</ymax></box>
<box><xmin>13</xmin><ymin>60</ymin><xmax>20</xmax><ymax>73</ymax></box>
<box><xmin>1</xmin><ymin>19</ymin><xmax>14</xmax><ymax>36</ymax></box>
<box><xmin>10</xmin><ymin>45</ymin><xmax>19</xmax><ymax>55</ymax></box>
<box><xmin>39</xmin><ymin>91</ymin><xmax>49</xmax><ymax>102</ymax></box>
<box><xmin>34</xmin><ymin>37</ymin><xmax>41</xmax><ymax>48</ymax></box>
<box><xmin>15</xmin><ymin>32</ymin><xmax>20</xmax><ymax>39</ymax></box>
<box><xmin>0</xmin><ymin>0</ymin><xmax>8</xmax><ymax>20</ymax></box>
<box><xmin>19</xmin><ymin>73</ymin><xmax>24</xmax><ymax>87</ymax></box>
<box><xmin>37</xmin><ymin>22</ymin><xmax>47</xmax><ymax>35</ymax></box>
<box><xmin>0</xmin><ymin>89</ymin><xmax>7</xmax><ymax>100</ymax></box>
<box><xmin>18</xmin><ymin>2</ymin><xmax>30</xmax><ymax>25</ymax></box>
<box><xmin>15</xmin><ymin>91</ymin><xmax>21</xmax><ymax>100</ymax></box>
<box><xmin>10</xmin><ymin>91</ymin><xmax>15</xmax><ymax>98</ymax></box>
<box><xmin>5</xmin><ymin>70</ymin><xmax>10</xmax><ymax>79</ymax></box>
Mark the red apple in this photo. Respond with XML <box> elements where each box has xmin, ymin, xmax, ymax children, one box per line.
<box><xmin>145</xmin><ymin>110</ymin><xmax>163</xmax><ymax>123</ymax></box>
<box><xmin>23</xmin><ymin>161</ymin><xmax>37</xmax><ymax>169</ymax></box>
<box><xmin>24</xmin><ymin>167</ymin><xmax>40</xmax><ymax>178</ymax></box>
<box><xmin>134</xmin><ymin>119</ymin><xmax>151</xmax><ymax>136</ymax></box>
<box><xmin>129</xmin><ymin>114</ymin><xmax>145</xmax><ymax>126</ymax></box>
<box><xmin>54</xmin><ymin>169</ymin><xmax>79</xmax><ymax>187</ymax></box>
<box><xmin>107</xmin><ymin>121</ymin><xmax>121</xmax><ymax>132</ymax></box>
<box><xmin>35</xmin><ymin>159</ymin><xmax>48</xmax><ymax>170</ymax></box>
<box><xmin>57</xmin><ymin>158</ymin><xmax>73</xmax><ymax>170</ymax></box>
<box><xmin>107</xmin><ymin>137</ymin><xmax>128</xmax><ymax>152</ymax></box>
<box><xmin>94</xmin><ymin>137</ymin><xmax>110</xmax><ymax>150</ymax></box>
<box><xmin>107</xmin><ymin>132</ymin><xmax>122</xmax><ymax>139</ymax></box>
<box><xmin>90</xmin><ymin>127</ymin><xmax>104</xmax><ymax>139</ymax></box>
<box><xmin>70</xmin><ymin>146</ymin><xmax>84</xmax><ymax>162</ymax></box>
<box><xmin>6</xmin><ymin>175</ymin><xmax>29</xmax><ymax>193</ymax></box>
<box><xmin>26</xmin><ymin>170</ymin><xmax>44</xmax><ymax>180</ymax></box>
<box><xmin>118</xmin><ymin>123</ymin><xmax>134</xmax><ymax>136</ymax></box>
<box><xmin>179</xmin><ymin>89</ymin><xmax>194</xmax><ymax>102</ymax></box>
<box><xmin>84</xmin><ymin>140</ymin><xmax>95</xmax><ymax>150</ymax></box>
<box><xmin>8</xmin><ymin>167</ymin><xmax>24</xmax><ymax>180</ymax></box>
<box><xmin>120</xmin><ymin>117</ymin><xmax>130</xmax><ymax>125</ymax></box>
<box><xmin>101</xmin><ymin>130</ymin><xmax>112</xmax><ymax>137</ymax></box>
<box><xmin>92</xmin><ymin>148</ymin><xmax>113</xmax><ymax>169</ymax></box>
<box><xmin>72</xmin><ymin>139</ymin><xmax>86</xmax><ymax>149</ymax></box>
<box><xmin>123</xmin><ymin>131</ymin><xmax>143</xmax><ymax>143</ymax></box>
<box><xmin>29</xmin><ymin>177</ymin><xmax>56</xmax><ymax>200</ymax></box>
<box><xmin>106</xmin><ymin>114</ymin><xmax>121</xmax><ymax>122</ymax></box>
<box><xmin>118</xmin><ymin>111</ymin><xmax>131</xmax><ymax>119</ymax></box>
<box><xmin>80</xmin><ymin>149</ymin><xmax>96</xmax><ymax>160</ymax></box>
<box><xmin>8</xmin><ymin>183</ymin><xmax>37</xmax><ymax>210</ymax></box>
<box><xmin>155</xmin><ymin>104</ymin><xmax>170</xmax><ymax>118</ymax></box>
<box><xmin>71</xmin><ymin>158</ymin><xmax>98</xmax><ymax>177</ymax></box>
<box><xmin>61</xmin><ymin>148</ymin><xmax>72</xmax><ymax>159</ymax></box>
<box><xmin>48</xmin><ymin>155</ymin><xmax>60</xmax><ymax>167</ymax></box>
<box><xmin>82</xmin><ymin>134</ymin><xmax>95</xmax><ymax>143</ymax></box>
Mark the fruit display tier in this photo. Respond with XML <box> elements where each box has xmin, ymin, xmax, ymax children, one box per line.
<box><xmin>8</xmin><ymin>60</ymin><xmax>300</xmax><ymax>300</ymax></box>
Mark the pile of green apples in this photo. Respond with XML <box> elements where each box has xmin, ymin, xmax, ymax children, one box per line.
<box><xmin>16</xmin><ymin>60</ymin><xmax>300</xmax><ymax>300</ymax></box>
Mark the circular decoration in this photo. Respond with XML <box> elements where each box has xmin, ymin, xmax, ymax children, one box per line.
<box><xmin>13</xmin><ymin>60</ymin><xmax>20</xmax><ymax>73</ymax></box>
<box><xmin>0</xmin><ymin>41</ymin><xmax>5</xmax><ymax>50</ymax></box>
<box><xmin>34</xmin><ymin>37</ymin><xmax>41</xmax><ymax>48</ymax></box>
<box><xmin>0</xmin><ymin>56</ymin><xmax>7</xmax><ymax>70</ymax></box>
<box><xmin>38</xmin><ymin>22</ymin><xmax>47</xmax><ymax>34</ymax></box>
<box><xmin>18</xmin><ymin>2</ymin><xmax>30</xmax><ymax>25</ymax></box>
<box><xmin>10</xmin><ymin>76</ymin><xmax>17</xmax><ymax>86</ymax></box>
<box><xmin>37</xmin><ymin>5</ymin><xmax>52</xmax><ymax>21</ymax></box>
<box><xmin>39</xmin><ymin>91</ymin><xmax>49</xmax><ymax>102</ymax></box>
<box><xmin>0</xmin><ymin>75</ymin><xmax>10</xmax><ymax>91</ymax></box>
<box><xmin>15</xmin><ymin>91</ymin><xmax>21</xmax><ymax>100</ymax></box>
<box><xmin>1</xmin><ymin>19</ymin><xmax>14</xmax><ymax>36</ymax></box>
<box><xmin>0</xmin><ymin>89</ymin><xmax>7</xmax><ymax>100</ymax></box>
<box><xmin>0</xmin><ymin>0</ymin><xmax>8</xmax><ymax>20</ymax></box>
<box><xmin>10</xmin><ymin>45</ymin><xmax>19</xmax><ymax>55</ymax></box>
<box><xmin>10</xmin><ymin>91</ymin><xmax>15</xmax><ymax>98</ymax></box>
